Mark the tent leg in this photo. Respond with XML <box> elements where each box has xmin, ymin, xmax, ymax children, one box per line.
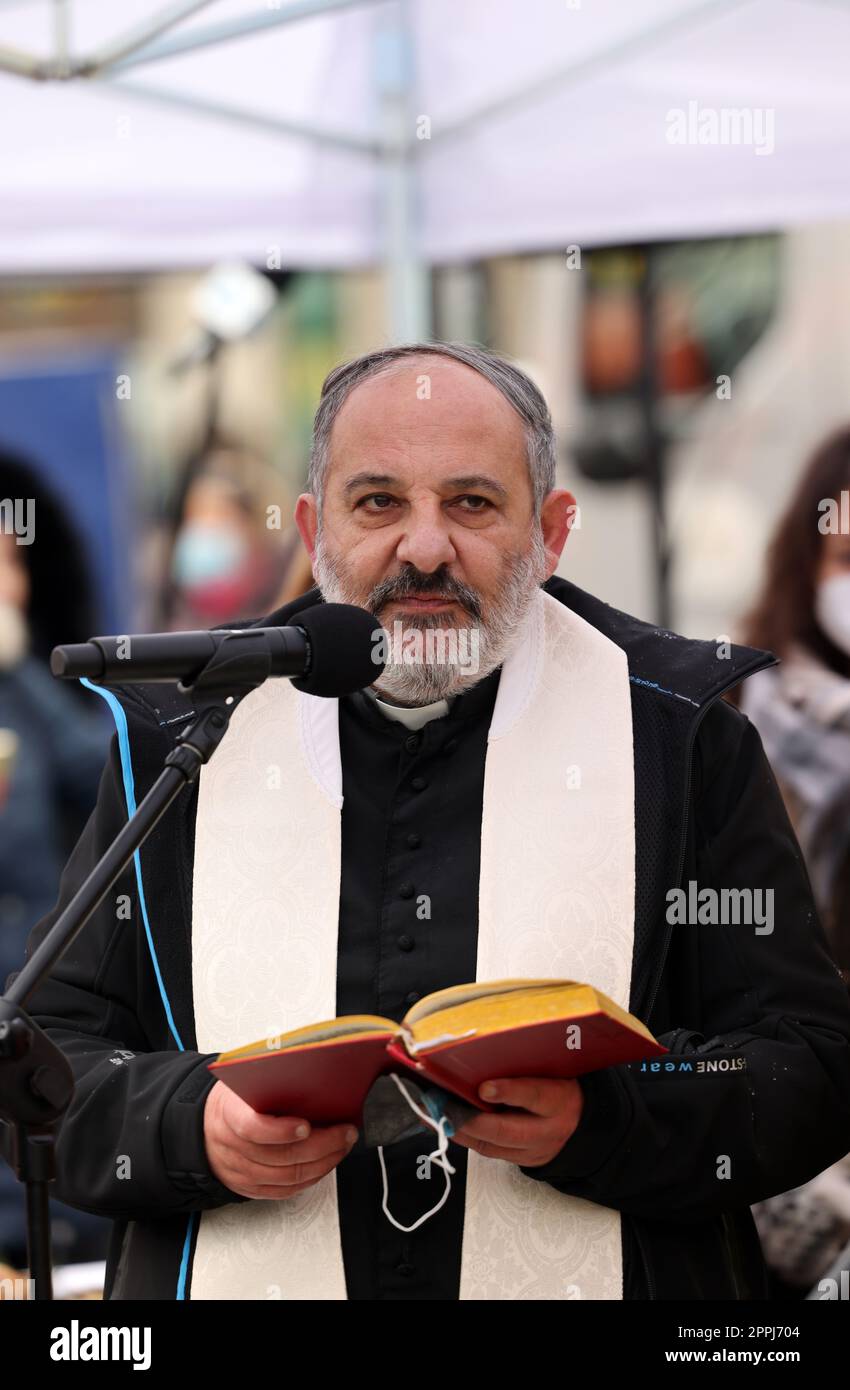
<box><xmin>377</xmin><ymin>0</ymin><xmax>431</xmax><ymax>343</ymax></box>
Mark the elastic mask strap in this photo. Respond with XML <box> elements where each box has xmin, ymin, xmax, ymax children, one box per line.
<box><xmin>377</xmin><ymin>1074</ymin><xmax>457</xmax><ymax>1233</ymax></box>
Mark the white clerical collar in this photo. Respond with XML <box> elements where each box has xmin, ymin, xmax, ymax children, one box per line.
<box><xmin>363</xmin><ymin>684</ymin><xmax>456</xmax><ymax>731</ymax></box>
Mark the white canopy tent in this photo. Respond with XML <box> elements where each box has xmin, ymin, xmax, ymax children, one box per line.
<box><xmin>0</xmin><ymin>0</ymin><xmax>848</xmax><ymax>336</ymax></box>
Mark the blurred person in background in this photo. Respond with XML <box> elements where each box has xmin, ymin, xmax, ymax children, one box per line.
<box><xmin>734</xmin><ymin>426</ymin><xmax>850</xmax><ymax>1299</ymax></box>
<box><xmin>158</xmin><ymin>436</ymin><xmax>313</xmax><ymax>631</ymax></box>
<box><xmin>0</xmin><ymin>450</ymin><xmax>111</xmax><ymax>1272</ymax></box>
<box><xmin>737</xmin><ymin>427</ymin><xmax>850</xmax><ymax>985</ymax></box>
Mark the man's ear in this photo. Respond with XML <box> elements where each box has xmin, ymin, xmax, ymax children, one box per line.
<box><xmin>539</xmin><ymin>490</ymin><xmax>578</xmax><ymax>578</ymax></box>
<box><xmin>295</xmin><ymin>494</ymin><xmax>319</xmax><ymax>564</ymax></box>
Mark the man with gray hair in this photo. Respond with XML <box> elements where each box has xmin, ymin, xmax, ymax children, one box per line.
<box><xmin>306</xmin><ymin>342</ymin><xmax>556</xmax><ymax>705</ymax></box>
<box><xmin>18</xmin><ymin>342</ymin><xmax>850</xmax><ymax>1301</ymax></box>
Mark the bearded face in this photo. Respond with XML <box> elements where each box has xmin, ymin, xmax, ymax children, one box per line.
<box><xmin>295</xmin><ymin>356</ymin><xmax>575</xmax><ymax>707</ymax></box>
<box><xmin>313</xmin><ymin>524</ymin><xmax>548</xmax><ymax>704</ymax></box>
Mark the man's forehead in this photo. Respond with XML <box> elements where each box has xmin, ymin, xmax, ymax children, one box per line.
<box><xmin>354</xmin><ymin>353</ymin><xmax>508</xmax><ymax>395</ymax></box>
<box><xmin>327</xmin><ymin>357</ymin><xmax>526</xmax><ymax>458</ymax></box>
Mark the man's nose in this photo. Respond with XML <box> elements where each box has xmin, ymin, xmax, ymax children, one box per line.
<box><xmin>394</xmin><ymin>504</ymin><xmax>457</xmax><ymax>574</ymax></box>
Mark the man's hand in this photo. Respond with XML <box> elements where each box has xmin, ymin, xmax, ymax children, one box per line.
<box><xmin>203</xmin><ymin>1080</ymin><xmax>358</xmax><ymax>1200</ymax></box>
<box><xmin>450</xmin><ymin>1077</ymin><xmax>584</xmax><ymax>1167</ymax></box>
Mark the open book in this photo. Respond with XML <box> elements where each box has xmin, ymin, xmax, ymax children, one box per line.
<box><xmin>208</xmin><ymin>978</ymin><xmax>667</xmax><ymax>1125</ymax></box>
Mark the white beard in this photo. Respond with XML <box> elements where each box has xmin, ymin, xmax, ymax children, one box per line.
<box><xmin>312</xmin><ymin>526</ymin><xmax>549</xmax><ymax>705</ymax></box>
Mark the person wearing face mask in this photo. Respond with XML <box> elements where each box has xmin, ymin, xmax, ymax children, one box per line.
<box><xmin>160</xmin><ymin>442</ymin><xmax>307</xmax><ymax>631</ymax></box>
<box><xmin>0</xmin><ymin>452</ymin><xmax>112</xmax><ymax>1273</ymax></box>
<box><xmin>733</xmin><ymin>427</ymin><xmax>850</xmax><ymax>1299</ymax></box>
<box><xmin>737</xmin><ymin>427</ymin><xmax>850</xmax><ymax>991</ymax></box>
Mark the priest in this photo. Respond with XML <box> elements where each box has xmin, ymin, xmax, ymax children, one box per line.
<box><xmin>15</xmin><ymin>342</ymin><xmax>850</xmax><ymax>1300</ymax></box>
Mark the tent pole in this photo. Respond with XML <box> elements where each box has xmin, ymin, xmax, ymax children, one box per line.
<box><xmin>377</xmin><ymin>0</ymin><xmax>431</xmax><ymax>344</ymax></box>
<box><xmin>429</xmin><ymin>0</ymin><xmax>750</xmax><ymax>148</ymax></box>
<box><xmin>52</xmin><ymin>0</ymin><xmax>70</xmax><ymax>78</ymax></box>
<box><xmin>103</xmin><ymin>0</ymin><xmax>388</xmax><ymax>76</ymax></box>
<box><xmin>79</xmin><ymin>0</ymin><xmax>218</xmax><ymax>76</ymax></box>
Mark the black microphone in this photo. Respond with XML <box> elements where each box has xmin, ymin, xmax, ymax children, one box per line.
<box><xmin>50</xmin><ymin>603</ymin><xmax>386</xmax><ymax>699</ymax></box>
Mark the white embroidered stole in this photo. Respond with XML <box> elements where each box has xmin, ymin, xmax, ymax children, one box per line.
<box><xmin>188</xmin><ymin>588</ymin><xmax>635</xmax><ymax>1300</ymax></box>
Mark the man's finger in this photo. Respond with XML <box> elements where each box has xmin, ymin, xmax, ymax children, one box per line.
<box><xmin>452</xmin><ymin>1133</ymin><xmax>535</xmax><ymax>1164</ymax></box>
<box><xmin>238</xmin><ymin>1147</ymin><xmax>352</xmax><ymax>1191</ymax></box>
<box><xmin>478</xmin><ymin>1076</ymin><xmax>575</xmax><ymax>1115</ymax></box>
<box><xmin>223</xmin><ymin>1122</ymin><xmax>358</xmax><ymax>1169</ymax></box>
<box><xmin>453</xmin><ymin>1108</ymin><xmax>537</xmax><ymax>1148</ymax></box>
<box><xmin>224</xmin><ymin>1099</ymin><xmax>314</xmax><ymax>1146</ymax></box>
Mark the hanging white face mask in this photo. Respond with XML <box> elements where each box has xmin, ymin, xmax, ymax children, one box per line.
<box><xmin>814</xmin><ymin>573</ymin><xmax>850</xmax><ymax>657</ymax></box>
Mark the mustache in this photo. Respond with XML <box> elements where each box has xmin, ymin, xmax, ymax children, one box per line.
<box><xmin>368</xmin><ymin>569</ymin><xmax>482</xmax><ymax>620</ymax></box>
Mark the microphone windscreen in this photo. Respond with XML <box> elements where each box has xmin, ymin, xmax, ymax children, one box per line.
<box><xmin>290</xmin><ymin>602</ymin><xmax>386</xmax><ymax>698</ymax></box>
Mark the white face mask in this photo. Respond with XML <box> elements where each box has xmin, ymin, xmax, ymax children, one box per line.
<box><xmin>0</xmin><ymin>599</ymin><xmax>29</xmax><ymax>671</ymax></box>
<box><xmin>814</xmin><ymin>573</ymin><xmax>850</xmax><ymax>657</ymax></box>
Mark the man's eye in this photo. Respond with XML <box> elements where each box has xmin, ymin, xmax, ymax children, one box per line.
<box><xmin>358</xmin><ymin>494</ymin><xmax>395</xmax><ymax>509</ymax></box>
<box><xmin>355</xmin><ymin>493</ymin><xmax>492</xmax><ymax>512</ymax></box>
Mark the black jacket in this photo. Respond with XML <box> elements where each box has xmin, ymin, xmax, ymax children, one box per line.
<box><xmin>11</xmin><ymin>576</ymin><xmax>850</xmax><ymax>1299</ymax></box>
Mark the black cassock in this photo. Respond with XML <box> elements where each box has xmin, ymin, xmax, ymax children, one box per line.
<box><xmin>335</xmin><ymin>669</ymin><xmax>500</xmax><ymax>1299</ymax></box>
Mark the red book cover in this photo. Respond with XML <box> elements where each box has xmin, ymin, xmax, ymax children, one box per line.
<box><xmin>210</xmin><ymin>1031</ymin><xmax>396</xmax><ymax>1126</ymax></box>
<box><xmin>208</xmin><ymin>1007</ymin><xmax>667</xmax><ymax>1125</ymax></box>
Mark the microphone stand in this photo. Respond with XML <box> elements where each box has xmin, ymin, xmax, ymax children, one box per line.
<box><xmin>0</xmin><ymin>631</ymin><xmax>277</xmax><ymax>1299</ymax></box>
